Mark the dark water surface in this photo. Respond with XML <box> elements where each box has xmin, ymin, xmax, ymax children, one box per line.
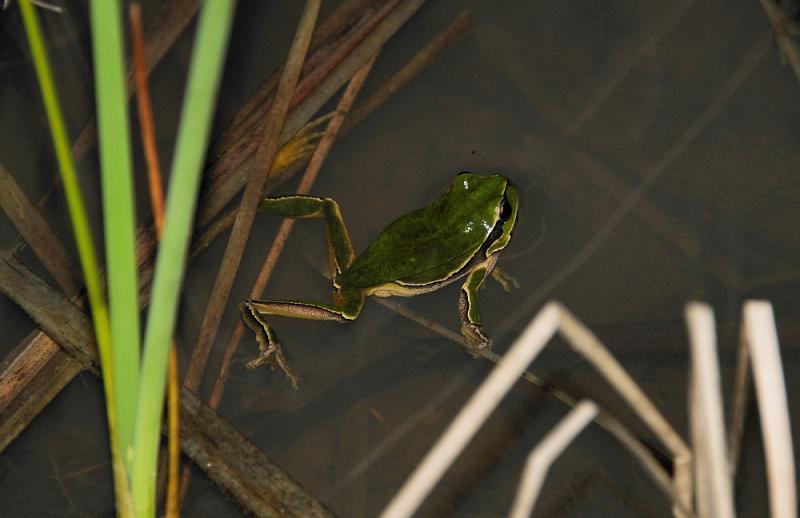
<box><xmin>1</xmin><ymin>1</ymin><xmax>798</xmax><ymax>516</ymax></box>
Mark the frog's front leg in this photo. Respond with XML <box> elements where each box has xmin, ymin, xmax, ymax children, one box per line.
<box><xmin>241</xmin><ymin>288</ymin><xmax>365</xmax><ymax>387</ymax></box>
<box><xmin>458</xmin><ymin>264</ymin><xmax>493</xmax><ymax>355</ymax></box>
<box><xmin>490</xmin><ymin>265</ymin><xmax>520</xmax><ymax>292</ymax></box>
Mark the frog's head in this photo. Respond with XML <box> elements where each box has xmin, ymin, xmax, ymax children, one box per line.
<box><xmin>447</xmin><ymin>172</ymin><xmax>519</xmax><ymax>255</ymax></box>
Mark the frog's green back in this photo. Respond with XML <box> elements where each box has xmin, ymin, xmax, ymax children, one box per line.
<box><xmin>336</xmin><ymin>174</ymin><xmax>508</xmax><ymax>289</ymax></box>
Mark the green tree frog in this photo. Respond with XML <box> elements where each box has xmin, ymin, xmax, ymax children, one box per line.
<box><xmin>241</xmin><ymin>172</ymin><xmax>519</xmax><ymax>386</ymax></box>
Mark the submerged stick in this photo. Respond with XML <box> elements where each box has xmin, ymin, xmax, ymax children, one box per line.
<box><xmin>179</xmin><ymin>388</ymin><xmax>334</xmax><ymax>518</ymax></box>
<box><xmin>0</xmin><ymin>341</ymin><xmax>84</xmax><ymax>452</ymax></box>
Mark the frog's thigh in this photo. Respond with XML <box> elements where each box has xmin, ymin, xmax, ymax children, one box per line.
<box><xmin>245</xmin><ymin>299</ymin><xmax>355</xmax><ymax>322</ymax></box>
<box><xmin>459</xmin><ymin>265</ymin><xmax>489</xmax><ymax>325</ymax></box>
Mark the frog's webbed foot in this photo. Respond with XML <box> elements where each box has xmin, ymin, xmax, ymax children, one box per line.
<box><xmin>461</xmin><ymin>322</ymin><xmax>492</xmax><ymax>357</ymax></box>
<box><xmin>246</xmin><ymin>339</ymin><xmax>299</xmax><ymax>389</ymax></box>
<box><xmin>240</xmin><ymin>302</ymin><xmax>300</xmax><ymax>388</ymax></box>
<box><xmin>491</xmin><ymin>266</ymin><xmax>520</xmax><ymax>292</ymax></box>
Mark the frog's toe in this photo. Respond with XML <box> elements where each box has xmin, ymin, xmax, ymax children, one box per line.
<box><xmin>461</xmin><ymin>322</ymin><xmax>492</xmax><ymax>356</ymax></box>
<box><xmin>246</xmin><ymin>339</ymin><xmax>300</xmax><ymax>388</ymax></box>
<box><xmin>491</xmin><ymin>267</ymin><xmax>520</xmax><ymax>292</ymax></box>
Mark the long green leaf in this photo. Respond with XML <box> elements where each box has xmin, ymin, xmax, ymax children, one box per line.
<box><xmin>89</xmin><ymin>0</ymin><xmax>141</xmax><ymax>469</ymax></box>
<box><xmin>18</xmin><ymin>1</ymin><xmax>133</xmax><ymax>515</ymax></box>
<box><xmin>130</xmin><ymin>1</ymin><xmax>237</xmax><ymax>514</ymax></box>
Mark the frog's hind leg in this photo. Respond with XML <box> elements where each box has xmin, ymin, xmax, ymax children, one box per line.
<box><xmin>260</xmin><ymin>195</ymin><xmax>355</xmax><ymax>279</ymax></box>
<box><xmin>241</xmin><ymin>287</ymin><xmax>364</xmax><ymax>386</ymax></box>
<box><xmin>247</xmin><ymin>195</ymin><xmax>360</xmax><ymax>385</ymax></box>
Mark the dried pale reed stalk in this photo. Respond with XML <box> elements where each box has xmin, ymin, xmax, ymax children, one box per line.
<box><xmin>685</xmin><ymin>303</ymin><xmax>734</xmax><ymax>518</ymax></box>
<box><xmin>743</xmin><ymin>301</ymin><xmax>797</xmax><ymax>518</ymax></box>
<box><xmin>508</xmin><ymin>400</ymin><xmax>598</xmax><ymax>518</ymax></box>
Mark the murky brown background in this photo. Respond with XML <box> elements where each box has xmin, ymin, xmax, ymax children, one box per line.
<box><xmin>1</xmin><ymin>1</ymin><xmax>799</xmax><ymax>516</ymax></box>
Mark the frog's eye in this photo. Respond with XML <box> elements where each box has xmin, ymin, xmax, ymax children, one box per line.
<box><xmin>499</xmin><ymin>197</ymin><xmax>513</xmax><ymax>221</ymax></box>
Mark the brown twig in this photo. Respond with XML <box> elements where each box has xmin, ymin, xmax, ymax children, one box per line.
<box><xmin>130</xmin><ymin>4</ymin><xmax>165</xmax><ymax>239</ymax></box>
<box><xmin>178</xmin><ymin>389</ymin><xmax>334</xmax><ymax>518</ymax></box>
<box><xmin>183</xmin><ymin>0</ymin><xmax>321</xmax><ymax>392</ymax></box>
<box><xmin>0</xmin><ymin>339</ymin><xmax>85</xmax><ymax>452</ymax></box>
<box><xmin>0</xmin><ymin>257</ymin><xmax>94</xmax><ymax>368</ymax></box>
<box><xmin>0</xmin><ymin>164</ymin><xmax>80</xmax><ymax>295</ymax></box>
<box><xmin>129</xmin><ymin>4</ymin><xmax>179</xmax><ymax>517</ymax></box>
<box><xmin>208</xmin><ymin>51</ymin><xmax>380</xmax><ymax>410</ymax></box>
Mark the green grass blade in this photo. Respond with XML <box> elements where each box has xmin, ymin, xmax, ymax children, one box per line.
<box><xmin>131</xmin><ymin>1</ymin><xmax>237</xmax><ymax>514</ymax></box>
<box><xmin>89</xmin><ymin>0</ymin><xmax>141</xmax><ymax>469</ymax></box>
<box><xmin>18</xmin><ymin>1</ymin><xmax>133</xmax><ymax>515</ymax></box>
